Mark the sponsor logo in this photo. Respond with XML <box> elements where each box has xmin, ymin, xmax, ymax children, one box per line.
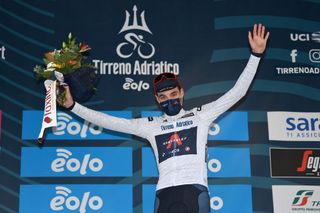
<box><xmin>267</xmin><ymin>112</ymin><xmax>320</xmax><ymax>141</ymax></box>
<box><xmin>19</xmin><ymin>185</ymin><xmax>133</xmax><ymax>213</ymax></box>
<box><xmin>290</xmin><ymin>32</ymin><xmax>320</xmax><ymax>43</ymax></box>
<box><xmin>296</xmin><ymin>150</ymin><xmax>320</xmax><ymax>175</ymax></box>
<box><xmin>270</xmin><ymin>148</ymin><xmax>320</xmax><ymax>177</ymax></box>
<box><xmin>92</xmin><ymin>5</ymin><xmax>180</xmax><ymax>87</ymax></box>
<box><xmin>53</xmin><ymin>112</ymin><xmax>102</xmax><ymax>138</ymax></box>
<box><xmin>21</xmin><ymin>147</ymin><xmax>132</xmax><ymax>177</ymax></box>
<box><xmin>0</xmin><ymin>45</ymin><xmax>6</xmax><ymax>60</ymax></box>
<box><xmin>51</xmin><ymin>149</ymin><xmax>103</xmax><ymax>175</ymax></box>
<box><xmin>22</xmin><ymin>111</ymin><xmax>131</xmax><ymax>140</ymax></box>
<box><xmin>208</xmin><ymin>112</ymin><xmax>249</xmax><ymax>141</ymax></box>
<box><xmin>292</xmin><ymin>190</ymin><xmax>314</xmax><ymax>206</ymax></box>
<box><xmin>43</xmin><ymin>83</ymin><xmax>55</xmax><ymax>124</ymax></box>
<box><xmin>123</xmin><ymin>77</ymin><xmax>150</xmax><ymax>91</ymax></box>
<box><xmin>50</xmin><ymin>186</ymin><xmax>103</xmax><ymax>212</ymax></box>
<box><xmin>309</xmin><ymin>49</ymin><xmax>320</xmax><ymax>63</ymax></box>
<box><xmin>160</xmin><ymin>120</ymin><xmax>193</xmax><ymax>131</ymax></box>
<box><xmin>155</xmin><ymin>127</ymin><xmax>197</xmax><ymax>163</ymax></box>
<box><xmin>272</xmin><ymin>185</ymin><xmax>320</xmax><ymax>213</ymax></box>
<box><xmin>116</xmin><ymin>5</ymin><xmax>154</xmax><ymax>59</ymax></box>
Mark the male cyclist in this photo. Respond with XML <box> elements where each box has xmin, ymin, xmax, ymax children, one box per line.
<box><xmin>63</xmin><ymin>24</ymin><xmax>269</xmax><ymax>213</ymax></box>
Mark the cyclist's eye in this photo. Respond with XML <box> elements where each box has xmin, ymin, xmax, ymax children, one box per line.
<box><xmin>159</xmin><ymin>95</ymin><xmax>165</xmax><ymax>100</ymax></box>
<box><xmin>171</xmin><ymin>92</ymin><xmax>177</xmax><ymax>97</ymax></box>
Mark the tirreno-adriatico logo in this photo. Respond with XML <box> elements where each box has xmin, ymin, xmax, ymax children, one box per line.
<box><xmin>93</xmin><ymin>5</ymin><xmax>180</xmax><ymax>79</ymax></box>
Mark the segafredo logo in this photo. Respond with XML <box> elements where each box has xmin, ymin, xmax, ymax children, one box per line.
<box><xmin>50</xmin><ymin>186</ymin><xmax>103</xmax><ymax>213</ymax></box>
<box><xmin>297</xmin><ymin>150</ymin><xmax>320</xmax><ymax>176</ymax></box>
<box><xmin>52</xmin><ymin>112</ymin><xmax>102</xmax><ymax>138</ymax></box>
<box><xmin>267</xmin><ymin>112</ymin><xmax>320</xmax><ymax>141</ymax></box>
<box><xmin>292</xmin><ymin>190</ymin><xmax>314</xmax><ymax>206</ymax></box>
<box><xmin>51</xmin><ymin>149</ymin><xmax>103</xmax><ymax>175</ymax></box>
<box><xmin>93</xmin><ymin>5</ymin><xmax>180</xmax><ymax>78</ymax></box>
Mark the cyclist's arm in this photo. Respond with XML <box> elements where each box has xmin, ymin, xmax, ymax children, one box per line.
<box><xmin>71</xmin><ymin>102</ymin><xmax>149</xmax><ymax>138</ymax></box>
<box><xmin>199</xmin><ymin>54</ymin><xmax>261</xmax><ymax>123</ymax></box>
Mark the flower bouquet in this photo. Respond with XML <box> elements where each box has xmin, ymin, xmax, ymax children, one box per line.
<box><xmin>34</xmin><ymin>32</ymin><xmax>98</xmax><ymax>105</ymax></box>
<box><xmin>34</xmin><ymin>33</ymin><xmax>99</xmax><ymax>144</ymax></box>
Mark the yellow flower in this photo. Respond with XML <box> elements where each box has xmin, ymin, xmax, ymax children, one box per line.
<box><xmin>47</xmin><ymin>62</ymin><xmax>64</xmax><ymax>69</ymax></box>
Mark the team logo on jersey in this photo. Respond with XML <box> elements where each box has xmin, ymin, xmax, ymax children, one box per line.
<box><xmin>155</xmin><ymin>127</ymin><xmax>197</xmax><ymax>163</ymax></box>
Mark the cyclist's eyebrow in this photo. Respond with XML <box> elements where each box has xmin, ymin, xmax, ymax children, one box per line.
<box><xmin>171</xmin><ymin>90</ymin><xmax>178</xmax><ymax>95</ymax></box>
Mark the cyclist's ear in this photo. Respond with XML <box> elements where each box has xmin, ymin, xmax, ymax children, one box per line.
<box><xmin>179</xmin><ymin>88</ymin><xmax>184</xmax><ymax>105</ymax></box>
<box><xmin>179</xmin><ymin>88</ymin><xmax>184</xmax><ymax>98</ymax></box>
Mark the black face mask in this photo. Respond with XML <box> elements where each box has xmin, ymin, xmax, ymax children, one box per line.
<box><xmin>160</xmin><ymin>98</ymin><xmax>182</xmax><ymax>116</ymax></box>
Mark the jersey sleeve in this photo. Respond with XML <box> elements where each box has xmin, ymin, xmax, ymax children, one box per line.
<box><xmin>198</xmin><ymin>54</ymin><xmax>261</xmax><ymax>123</ymax></box>
<box><xmin>71</xmin><ymin>102</ymin><xmax>149</xmax><ymax>139</ymax></box>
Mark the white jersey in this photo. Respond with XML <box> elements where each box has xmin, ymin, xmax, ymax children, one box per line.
<box><xmin>71</xmin><ymin>54</ymin><xmax>261</xmax><ymax>190</ymax></box>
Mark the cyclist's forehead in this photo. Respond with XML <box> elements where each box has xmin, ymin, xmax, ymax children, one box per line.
<box><xmin>156</xmin><ymin>87</ymin><xmax>180</xmax><ymax>97</ymax></box>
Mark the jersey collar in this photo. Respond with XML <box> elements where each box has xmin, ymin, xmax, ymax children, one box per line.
<box><xmin>163</xmin><ymin>108</ymin><xmax>186</xmax><ymax>121</ymax></box>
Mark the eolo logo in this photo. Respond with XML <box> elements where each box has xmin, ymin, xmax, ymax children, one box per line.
<box><xmin>292</xmin><ymin>190</ymin><xmax>314</xmax><ymax>206</ymax></box>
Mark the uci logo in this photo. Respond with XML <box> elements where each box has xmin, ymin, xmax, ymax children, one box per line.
<box><xmin>50</xmin><ymin>186</ymin><xmax>103</xmax><ymax>213</ymax></box>
<box><xmin>51</xmin><ymin>149</ymin><xmax>103</xmax><ymax>175</ymax></box>
<box><xmin>123</xmin><ymin>78</ymin><xmax>150</xmax><ymax>91</ymax></box>
<box><xmin>116</xmin><ymin>5</ymin><xmax>155</xmax><ymax>59</ymax></box>
<box><xmin>52</xmin><ymin>112</ymin><xmax>103</xmax><ymax>138</ymax></box>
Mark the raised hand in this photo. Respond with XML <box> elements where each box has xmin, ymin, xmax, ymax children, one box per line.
<box><xmin>62</xmin><ymin>85</ymin><xmax>74</xmax><ymax>108</ymax></box>
<box><xmin>248</xmin><ymin>24</ymin><xmax>270</xmax><ymax>54</ymax></box>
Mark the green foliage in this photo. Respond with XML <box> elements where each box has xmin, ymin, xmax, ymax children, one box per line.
<box><xmin>33</xmin><ymin>33</ymin><xmax>92</xmax><ymax>79</ymax></box>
